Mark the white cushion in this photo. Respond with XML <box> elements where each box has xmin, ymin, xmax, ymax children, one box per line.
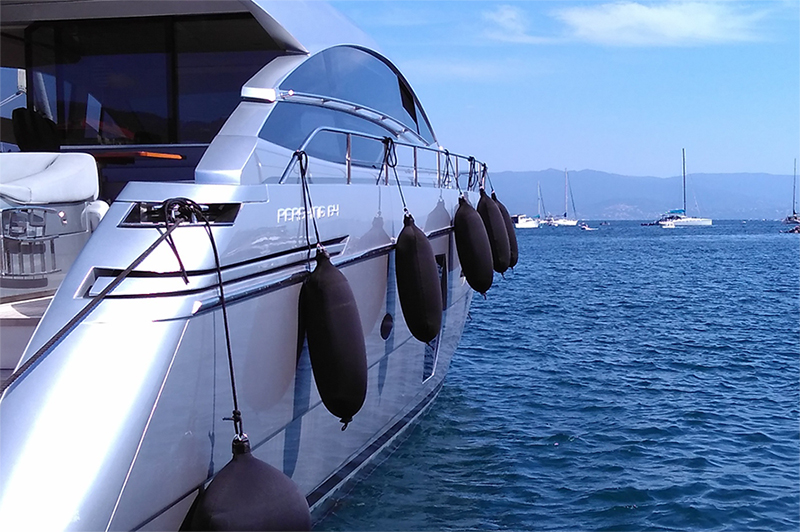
<box><xmin>0</xmin><ymin>152</ymin><xmax>99</xmax><ymax>204</ymax></box>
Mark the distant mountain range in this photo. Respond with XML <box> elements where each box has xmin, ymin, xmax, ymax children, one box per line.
<box><xmin>489</xmin><ymin>169</ymin><xmax>797</xmax><ymax>221</ymax></box>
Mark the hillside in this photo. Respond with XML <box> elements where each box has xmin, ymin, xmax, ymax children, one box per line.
<box><xmin>489</xmin><ymin>169</ymin><xmax>796</xmax><ymax>221</ymax></box>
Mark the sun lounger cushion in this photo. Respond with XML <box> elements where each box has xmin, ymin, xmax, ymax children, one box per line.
<box><xmin>0</xmin><ymin>152</ymin><xmax>99</xmax><ymax>204</ymax></box>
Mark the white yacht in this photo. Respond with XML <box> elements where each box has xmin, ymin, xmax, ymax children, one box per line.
<box><xmin>512</xmin><ymin>214</ymin><xmax>540</xmax><ymax>229</ymax></box>
<box><xmin>511</xmin><ymin>182</ymin><xmax>544</xmax><ymax>228</ymax></box>
<box><xmin>0</xmin><ymin>1</ymin><xmax>508</xmax><ymax>530</ymax></box>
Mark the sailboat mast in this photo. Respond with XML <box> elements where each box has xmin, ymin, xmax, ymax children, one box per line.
<box><xmin>564</xmin><ymin>168</ymin><xmax>568</xmax><ymax>218</ymax></box>
<box><xmin>793</xmin><ymin>158</ymin><xmax>797</xmax><ymax>216</ymax></box>
<box><xmin>537</xmin><ymin>181</ymin><xmax>544</xmax><ymax>218</ymax></box>
<box><xmin>682</xmin><ymin>148</ymin><xmax>687</xmax><ymax>214</ymax></box>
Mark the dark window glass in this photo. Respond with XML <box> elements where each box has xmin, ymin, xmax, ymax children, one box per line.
<box><xmin>279</xmin><ymin>46</ymin><xmax>436</xmax><ymax>143</ymax></box>
<box><xmin>30</xmin><ymin>19</ymin><xmax>170</xmax><ymax>145</ymax></box>
<box><xmin>259</xmin><ymin>102</ymin><xmax>390</xmax><ymax>165</ymax></box>
<box><xmin>26</xmin><ymin>14</ymin><xmax>282</xmax><ymax>146</ymax></box>
<box><xmin>175</xmin><ymin>17</ymin><xmax>282</xmax><ymax>142</ymax></box>
<box><xmin>416</xmin><ymin>103</ymin><xmax>435</xmax><ymax>144</ymax></box>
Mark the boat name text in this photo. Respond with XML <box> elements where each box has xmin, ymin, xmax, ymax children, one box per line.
<box><xmin>278</xmin><ymin>204</ymin><xmax>340</xmax><ymax>223</ymax></box>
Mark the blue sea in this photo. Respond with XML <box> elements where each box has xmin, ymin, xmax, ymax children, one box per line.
<box><xmin>318</xmin><ymin>220</ymin><xmax>799</xmax><ymax>531</ymax></box>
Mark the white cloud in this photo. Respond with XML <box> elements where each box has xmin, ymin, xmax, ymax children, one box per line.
<box><xmin>482</xmin><ymin>4</ymin><xmax>554</xmax><ymax>44</ymax></box>
<box><xmin>554</xmin><ymin>2</ymin><xmax>767</xmax><ymax>47</ymax></box>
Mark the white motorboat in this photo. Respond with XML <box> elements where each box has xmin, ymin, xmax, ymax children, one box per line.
<box><xmin>512</xmin><ymin>214</ymin><xmax>540</xmax><ymax>228</ymax></box>
<box><xmin>0</xmin><ymin>1</ymin><xmax>511</xmax><ymax>530</ymax></box>
<box><xmin>511</xmin><ymin>182</ymin><xmax>544</xmax><ymax>228</ymax></box>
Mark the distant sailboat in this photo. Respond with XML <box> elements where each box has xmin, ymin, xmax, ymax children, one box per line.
<box><xmin>545</xmin><ymin>169</ymin><xmax>578</xmax><ymax>226</ymax></box>
<box><xmin>513</xmin><ymin>181</ymin><xmax>544</xmax><ymax>228</ymax></box>
<box><xmin>783</xmin><ymin>158</ymin><xmax>799</xmax><ymax>225</ymax></box>
<box><xmin>647</xmin><ymin>149</ymin><xmax>712</xmax><ymax>227</ymax></box>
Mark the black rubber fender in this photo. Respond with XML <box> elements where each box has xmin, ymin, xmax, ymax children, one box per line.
<box><xmin>477</xmin><ymin>188</ymin><xmax>511</xmax><ymax>273</ymax></box>
<box><xmin>184</xmin><ymin>438</ymin><xmax>310</xmax><ymax>531</ymax></box>
<box><xmin>300</xmin><ymin>252</ymin><xmax>367</xmax><ymax>426</ymax></box>
<box><xmin>454</xmin><ymin>196</ymin><xmax>493</xmax><ymax>294</ymax></box>
<box><xmin>492</xmin><ymin>191</ymin><xmax>518</xmax><ymax>268</ymax></box>
<box><xmin>395</xmin><ymin>213</ymin><xmax>443</xmax><ymax>343</ymax></box>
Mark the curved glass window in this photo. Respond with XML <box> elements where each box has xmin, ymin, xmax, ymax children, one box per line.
<box><xmin>259</xmin><ymin>102</ymin><xmax>392</xmax><ymax>166</ymax></box>
<box><xmin>279</xmin><ymin>46</ymin><xmax>435</xmax><ymax>144</ymax></box>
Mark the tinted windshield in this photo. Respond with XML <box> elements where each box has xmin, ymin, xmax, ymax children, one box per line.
<box><xmin>26</xmin><ymin>14</ymin><xmax>284</xmax><ymax>146</ymax></box>
<box><xmin>280</xmin><ymin>46</ymin><xmax>435</xmax><ymax>144</ymax></box>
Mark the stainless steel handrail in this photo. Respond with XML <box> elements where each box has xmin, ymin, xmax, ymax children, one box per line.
<box><xmin>276</xmin><ymin>90</ymin><xmax>427</xmax><ymax>145</ymax></box>
<box><xmin>277</xmin><ymin>126</ymin><xmax>485</xmax><ymax>191</ymax></box>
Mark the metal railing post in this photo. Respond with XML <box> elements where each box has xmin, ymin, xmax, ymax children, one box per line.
<box><xmin>436</xmin><ymin>151</ymin><xmax>441</xmax><ymax>188</ymax></box>
<box><xmin>346</xmin><ymin>133</ymin><xmax>352</xmax><ymax>184</ymax></box>
<box><xmin>413</xmin><ymin>147</ymin><xmax>418</xmax><ymax>186</ymax></box>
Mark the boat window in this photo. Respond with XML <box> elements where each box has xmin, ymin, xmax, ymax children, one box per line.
<box><xmin>416</xmin><ymin>103</ymin><xmax>434</xmax><ymax>144</ymax></box>
<box><xmin>279</xmin><ymin>46</ymin><xmax>435</xmax><ymax>144</ymax></box>
<box><xmin>259</xmin><ymin>102</ymin><xmax>390</xmax><ymax>166</ymax></box>
<box><xmin>174</xmin><ymin>17</ymin><xmax>282</xmax><ymax>143</ymax></box>
<box><xmin>24</xmin><ymin>14</ymin><xmax>283</xmax><ymax>146</ymax></box>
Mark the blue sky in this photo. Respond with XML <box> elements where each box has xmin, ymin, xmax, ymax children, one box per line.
<box><xmin>330</xmin><ymin>0</ymin><xmax>799</xmax><ymax>177</ymax></box>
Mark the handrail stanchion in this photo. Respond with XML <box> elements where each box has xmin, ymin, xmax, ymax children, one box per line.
<box><xmin>413</xmin><ymin>147</ymin><xmax>418</xmax><ymax>186</ymax></box>
<box><xmin>436</xmin><ymin>151</ymin><xmax>441</xmax><ymax>188</ymax></box>
<box><xmin>454</xmin><ymin>157</ymin><xmax>459</xmax><ymax>189</ymax></box>
<box><xmin>346</xmin><ymin>133</ymin><xmax>352</xmax><ymax>184</ymax></box>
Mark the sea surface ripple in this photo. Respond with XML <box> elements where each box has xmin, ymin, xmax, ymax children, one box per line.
<box><xmin>318</xmin><ymin>220</ymin><xmax>799</xmax><ymax>531</ymax></box>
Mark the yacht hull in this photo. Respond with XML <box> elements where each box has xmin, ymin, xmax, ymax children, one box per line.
<box><xmin>548</xmin><ymin>218</ymin><xmax>579</xmax><ymax>227</ymax></box>
<box><xmin>512</xmin><ymin>215</ymin><xmax>539</xmax><ymax>229</ymax></box>
<box><xmin>0</xmin><ymin>182</ymin><xmax>475</xmax><ymax>530</ymax></box>
<box><xmin>0</xmin><ymin>2</ymin><xmax>495</xmax><ymax>528</ymax></box>
<box><xmin>660</xmin><ymin>217</ymin><xmax>712</xmax><ymax>226</ymax></box>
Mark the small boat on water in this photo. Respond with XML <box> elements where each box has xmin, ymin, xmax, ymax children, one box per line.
<box><xmin>0</xmin><ymin>1</ymin><xmax>514</xmax><ymax>530</ymax></box>
<box><xmin>512</xmin><ymin>182</ymin><xmax>545</xmax><ymax>228</ymax></box>
<box><xmin>579</xmin><ymin>222</ymin><xmax>597</xmax><ymax>231</ymax></box>
<box><xmin>644</xmin><ymin>149</ymin><xmax>712</xmax><ymax>227</ymax></box>
<box><xmin>512</xmin><ymin>213</ymin><xmax>540</xmax><ymax>228</ymax></box>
